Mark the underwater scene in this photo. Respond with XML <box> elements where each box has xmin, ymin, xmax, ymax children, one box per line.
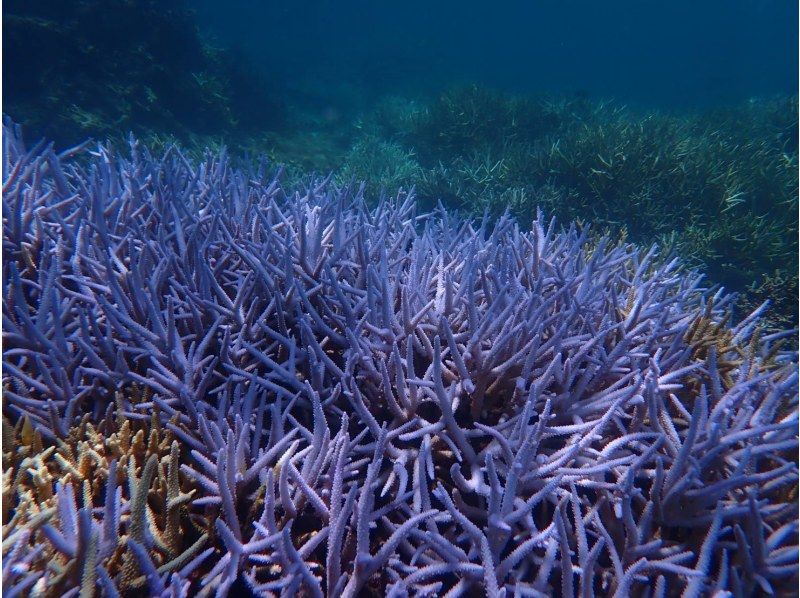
<box><xmin>2</xmin><ymin>1</ymin><xmax>798</xmax><ymax>596</ymax></box>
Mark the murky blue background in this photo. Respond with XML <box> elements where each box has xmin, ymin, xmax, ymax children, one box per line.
<box><xmin>193</xmin><ymin>0</ymin><xmax>798</xmax><ymax>109</ymax></box>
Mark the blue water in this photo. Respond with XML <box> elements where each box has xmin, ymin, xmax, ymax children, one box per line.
<box><xmin>193</xmin><ymin>0</ymin><xmax>798</xmax><ymax>110</ymax></box>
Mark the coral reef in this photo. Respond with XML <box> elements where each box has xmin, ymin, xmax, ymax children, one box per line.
<box><xmin>2</xmin><ymin>120</ymin><xmax>798</xmax><ymax>596</ymax></box>
<box><xmin>336</xmin><ymin>136</ymin><xmax>423</xmax><ymax>195</ymax></box>
<box><xmin>3</xmin><ymin>0</ymin><xmax>281</xmax><ymax>148</ymax></box>
<box><xmin>2</xmin><ymin>394</ymin><xmax>208</xmax><ymax>597</ymax></box>
<box><xmin>346</xmin><ymin>89</ymin><xmax>799</xmax><ymax>331</ymax></box>
<box><xmin>6</xmin><ymin>9</ymin><xmax>797</xmax><ymax>328</ymax></box>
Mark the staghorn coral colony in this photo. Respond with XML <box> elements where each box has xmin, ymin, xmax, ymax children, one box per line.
<box><xmin>1</xmin><ymin>118</ymin><xmax>798</xmax><ymax>597</ymax></box>
<box><xmin>351</xmin><ymin>90</ymin><xmax>799</xmax><ymax>334</ymax></box>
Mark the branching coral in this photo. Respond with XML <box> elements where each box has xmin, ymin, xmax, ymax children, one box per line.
<box><xmin>352</xmin><ymin>90</ymin><xmax>799</xmax><ymax>331</ymax></box>
<box><xmin>2</xmin><ymin>118</ymin><xmax>798</xmax><ymax>596</ymax></box>
<box><xmin>2</xmin><ymin>389</ymin><xmax>209</xmax><ymax>597</ymax></box>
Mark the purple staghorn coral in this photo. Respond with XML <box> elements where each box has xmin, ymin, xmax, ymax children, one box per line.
<box><xmin>2</xmin><ymin>117</ymin><xmax>798</xmax><ymax>597</ymax></box>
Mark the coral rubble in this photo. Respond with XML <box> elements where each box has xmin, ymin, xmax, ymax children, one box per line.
<box><xmin>2</xmin><ymin>119</ymin><xmax>798</xmax><ymax>596</ymax></box>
